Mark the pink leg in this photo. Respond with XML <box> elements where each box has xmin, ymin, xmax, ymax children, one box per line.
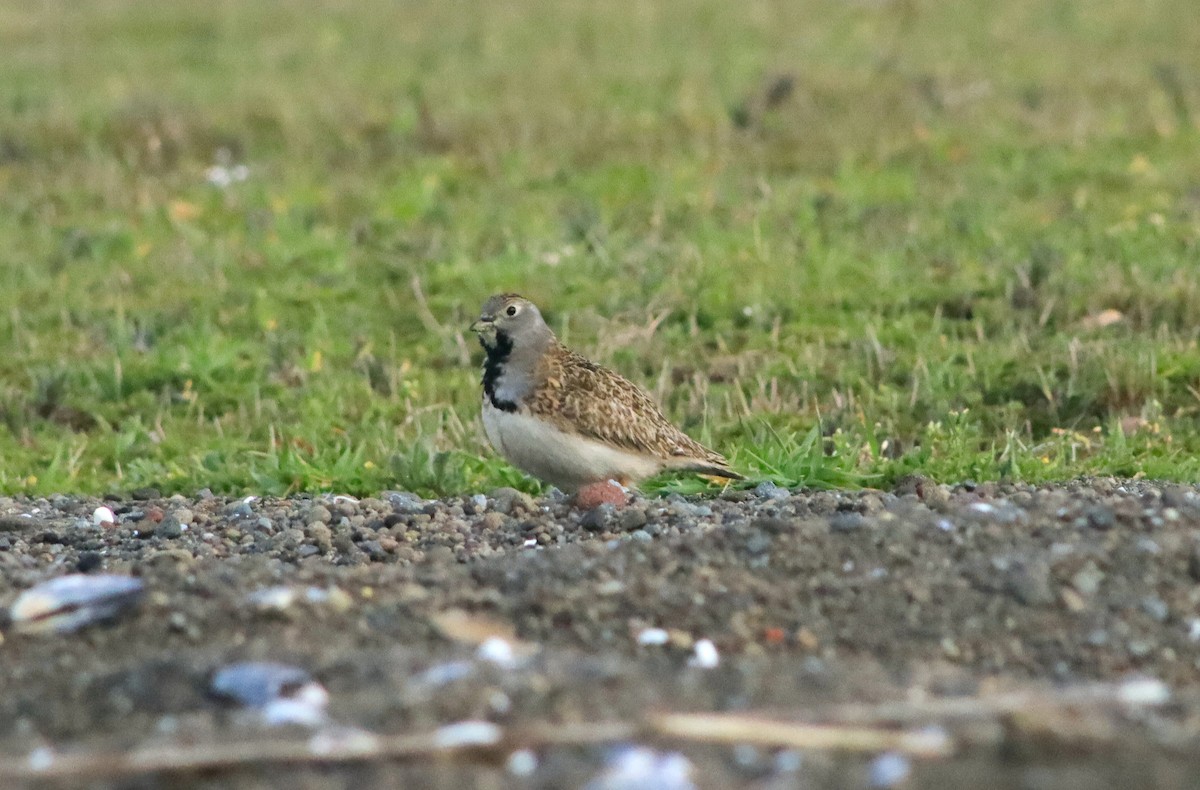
<box><xmin>573</xmin><ymin>479</ymin><xmax>630</xmax><ymax>509</ymax></box>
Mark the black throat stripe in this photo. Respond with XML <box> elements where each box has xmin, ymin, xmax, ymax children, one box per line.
<box><xmin>481</xmin><ymin>331</ymin><xmax>518</xmax><ymax>412</ymax></box>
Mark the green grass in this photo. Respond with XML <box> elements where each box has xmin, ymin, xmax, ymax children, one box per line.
<box><xmin>0</xmin><ymin>0</ymin><xmax>1198</xmax><ymax>496</ymax></box>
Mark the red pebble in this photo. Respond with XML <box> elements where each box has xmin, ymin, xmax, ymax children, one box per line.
<box><xmin>763</xmin><ymin>627</ymin><xmax>787</xmax><ymax>645</ymax></box>
<box><xmin>573</xmin><ymin>480</ymin><xmax>629</xmax><ymax>510</ymax></box>
<box><xmin>143</xmin><ymin>506</ymin><xmax>165</xmax><ymax>524</ymax></box>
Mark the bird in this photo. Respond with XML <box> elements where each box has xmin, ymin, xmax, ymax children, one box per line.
<box><xmin>469</xmin><ymin>293</ymin><xmax>741</xmax><ymax>494</ymax></box>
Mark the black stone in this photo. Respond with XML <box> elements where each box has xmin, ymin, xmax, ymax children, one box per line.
<box><xmin>77</xmin><ymin>551</ymin><xmax>104</xmax><ymax>573</ymax></box>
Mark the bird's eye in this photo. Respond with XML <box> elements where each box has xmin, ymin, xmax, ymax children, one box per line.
<box><xmin>506</xmin><ymin>305</ymin><xmax>518</xmax><ymax>317</ymax></box>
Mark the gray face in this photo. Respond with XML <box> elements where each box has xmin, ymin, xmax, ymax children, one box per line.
<box><xmin>471</xmin><ymin>293</ymin><xmax>550</xmax><ymax>350</ymax></box>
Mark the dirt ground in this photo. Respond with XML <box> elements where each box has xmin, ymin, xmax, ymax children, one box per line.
<box><xmin>2</xmin><ymin>477</ymin><xmax>1200</xmax><ymax>789</ymax></box>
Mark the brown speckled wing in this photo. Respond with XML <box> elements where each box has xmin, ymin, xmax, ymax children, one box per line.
<box><xmin>526</xmin><ymin>344</ymin><xmax>734</xmax><ymax>472</ymax></box>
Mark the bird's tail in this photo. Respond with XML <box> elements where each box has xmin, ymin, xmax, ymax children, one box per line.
<box><xmin>678</xmin><ymin>461</ymin><xmax>744</xmax><ymax>482</ymax></box>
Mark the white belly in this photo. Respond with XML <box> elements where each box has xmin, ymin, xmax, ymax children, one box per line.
<box><xmin>482</xmin><ymin>401</ymin><xmax>661</xmax><ymax>491</ymax></box>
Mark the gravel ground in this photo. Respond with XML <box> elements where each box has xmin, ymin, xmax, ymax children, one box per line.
<box><xmin>2</xmin><ymin>477</ymin><xmax>1200</xmax><ymax>788</ymax></box>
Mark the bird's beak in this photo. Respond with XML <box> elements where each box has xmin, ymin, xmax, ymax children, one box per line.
<box><xmin>470</xmin><ymin>316</ymin><xmax>494</xmax><ymax>334</ymax></box>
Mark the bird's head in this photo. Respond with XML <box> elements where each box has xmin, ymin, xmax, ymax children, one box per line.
<box><xmin>470</xmin><ymin>293</ymin><xmax>550</xmax><ymax>351</ymax></box>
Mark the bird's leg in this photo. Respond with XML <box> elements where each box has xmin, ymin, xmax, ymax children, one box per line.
<box><xmin>573</xmin><ymin>479</ymin><xmax>631</xmax><ymax>510</ymax></box>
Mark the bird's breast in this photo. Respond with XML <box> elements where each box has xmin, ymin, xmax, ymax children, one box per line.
<box><xmin>480</xmin><ymin>401</ymin><xmax>660</xmax><ymax>490</ymax></box>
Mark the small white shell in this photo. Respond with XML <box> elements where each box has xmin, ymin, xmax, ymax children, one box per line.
<box><xmin>476</xmin><ymin>636</ymin><xmax>517</xmax><ymax>667</ymax></box>
<box><xmin>585</xmin><ymin>747</ymin><xmax>695</xmax><ymax>790</ymax></box>
<box><xmin>432</xmin><ymin>721</ymin><xmax>501</xmax><ymax>749</ymax></box>
<box><xmin>687</xmin><ymin>639</ymin><xmax>720</xmax><ymax>669</ymax></box>
<box><xmin>210</xmin><ymin>662</ymin><xmax>324</xmax><ymax>709</ymax></box>
<box><xmin>9</xmin><ymin>574</ymin><xmax>144</xmax><ymax>634</ymax></box>
<box><xmin>636</xmin><ymin>627</ymin><xmax>670</xmax><ymax>646</ymax></box>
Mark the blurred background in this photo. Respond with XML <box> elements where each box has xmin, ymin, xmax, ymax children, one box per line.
<box><xmin>1</xmin><ymin>0</ymin><xmax>1199</xmax><ymax>495</ymax></box>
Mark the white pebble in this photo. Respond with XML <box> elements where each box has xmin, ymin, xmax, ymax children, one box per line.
<box><xmin>522</xmin><ymin>538</ymin><xmax>538</xmax><ymax>548</ymax></box>
<box><xmin>488</xmin><ymin>690</ymin><xmax>512</xmax><ymax>714</ymax></box>
<box><xmin>585</xmin><ymin>747</ymin><xmax>695</xmax><ymax>790</ymax></box>
<box><xmin>471</xmin><ymin>493</ymin><xmax>488</xmax><ymax>510</ymax></box>
<box><xmin>27</xmin><ymin>746</ymin><xmax>54</xmax><ymax>772</ymax></box>
<box><xmin>732</xmin><ymin>743</ymin><xmax>760</xmax><ymax>767</ymax></box>
<box><xmin>92</xmin><ymin>506</ymin><xmax>115</xmax><ymax>527</ymax></box>
<box><xmin>246</xmin><ymin>586</ymin><xmax>297</xmax><ymax>612</ymax></box>
<box><xmin>1118</xmin><ymin>676</ymin><xmax>1170</xmax><ymax>706</ymax></box>
<box><xmin>909</xmin><ymin>725</ymin><xmax>951</xmax><ymax>753</ymax></box>
<box><xmin>308</xmin><ymin>726</ymin><xmax>380</xmax><ymax>756</ymax></box>
<box><xmin>433</xmin><ymin>720</ymin><xmax>501</xmax><ymax>749</ymax></box>
<box><xmin>688</xmin><ymin>639</ymin><xmax>720</xmax><ymax>669</ymax></box>
<box><xmin>262</xmin><ymin>697</ymin><xmax>328</xmax><ymax>728</ymax></box>
<box><xmin>415</xmin><ymin>660</ymin><xmax>474</xmax><ymax>687</ymax></box>
<box><xmin>636</xmin><ymin>627</ymin><xmax>670</xmax><ymax>646</ymax></box>
<box><xmin>869</xmin><ymin>752</ymin><xmax>911</xmax><ymax>787</ymax></box>
<box><xmin>506</xmin><ymin>748</ymin><xmax>539</xmax><ymax>776</ymax></box>
<box><xmin>476</xmin><ymin>636</ymin><xmax>517</xmax><ymax>667</ymax></box>
<box><xmin>774</xmin><ymin>749</ymin><xmax>803</xmax><ymax>773</ymax></box>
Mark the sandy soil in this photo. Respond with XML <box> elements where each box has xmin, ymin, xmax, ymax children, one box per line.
<box><xmin>2</xmin><ymin>477</ymin><xmax>1200</xmax><ymax>789</ymax></box>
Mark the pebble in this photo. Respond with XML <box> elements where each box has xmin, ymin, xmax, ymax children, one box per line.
<box><xmin>383</xmin><ymin>491</ymin><xmax>426</xmax><ymax>514</ymax></box>
<box><xmin>1005</xmin><ymin>558</ymin><xmax>1054</xmax><ymax>606</ymax></box>
<box><xmin>1117</xmin><ymin>677</ymin><xmax>1170</xmax><ymax>705</ymax></box>
<box><xmin>506</xmin><ymin>749</ymin><xmax>539</xmax><ymax>777</ymax></box>
<box><xmin>478</xmin><ymin>512</ymin><xmax>507</xmax><ymax>530</ymax></box>
<box><xmin>76</xmin><ymin>552</ymin><xmax>103</xmax><ymax>573</ymax></box>
<box><xmin>829</xmin><ymin>512</ymin><xmax>865</xmax><ymax>532</ymax></box>
<box><xmin>489</xmin><ymin>487</ymin><xmax>536</xmax><ymax>515</ymax></box>
<box><xmin>246</xmin><ymin>586</ymin><xmax>298</xmax><ymax>612</ymax></box>
<box><xmin>636</xmin><ymin>627</ymin><xmax>670</xmax><ymax>646</ymax></box>
<box><xmin>667</xmin><ymin>499</ymin><xmax>712</xmax><ymax>518</ymax></box>
<box><xmin>477</xmin><ymin>636</ymin><xmax>518</xmax><ymax>668</ymax></box>
<box><xmin>869</xmin><ymin>752</ymin><xmax>912</xmax><ymax>788</ymax></box>
<box><xmin>581</xmin><ymin>504</ymin><xmax>616</xmax><ymax>532</ymax></box>
<box><xmin>225</xmin><ymin>502</ymin><xmax>254</xmax><ymax>519</ymax></box>
<box><xmin>754</xmin><ymin>481</ymin><xmax>790</xmax><ymax>500</ymax></box>
<box><xmin>155</xmin><ymin>516</ymin><xmax>183</xmax><ymax>539</ymax></box>
<box><xmin>306</xmin><ymin>506</ymin><xmax>332</xmax><ymax>526</ymax></box>
<box><xmin>432</xmin><ymin>721</ymin><xmax>502</xmax><ymax>748</ymax></box>
<box><xmin>618</xmin><ymin>508</ymin><xmax>648</xmax><ymax>531</ymax></box>
<box><xmin>1161</xmin><ymin>486</ymin><xmax>1195</xmax><ymax>510</ymax></box>
<box><xmin>688</xmin><ymin>638</ymin><xmax>720</xmax><ymax>669</ymax></box>
<box><xmin>584</xmin><ymin>747</ymin><xmax>696</xmax><ymax>790</ymax></box>
<box><xmin>360</xmin><ymin>540</ymin><xmax>387</xmax><ymax>560</ymax></box>
<box><xmin>92</xmin><ymin>507</ymin><xmax>115</xmax><ymax>527</ymax></box>
<box><xmin>1085</xmin><ymin>505</ymin><xmax>1116</xmax><ymax>530</ymax></box>
<box><xmin>1141</xmin><ymin>596</ymin><xmax>1170</xmax><ymax>622</ymax></box>
<box><xmin>774</xmin><ymin>750</ymin><xmax>804</xmax><ymax>773</ymax></box>
<box><xmin>306</xmin><ymin>524</ymin><xmax>333</xmax><ymax>552</ymax></box>
<box><xmin>1072</xmin><ymin>563</ymin><xmax>1106</xmax><ymax>597</ymax></box>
